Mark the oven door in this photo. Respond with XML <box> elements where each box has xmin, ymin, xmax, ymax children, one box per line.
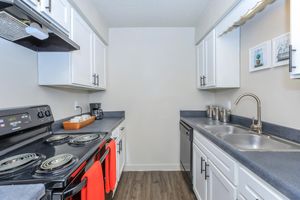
<box><xmin>51</xmin><ymin>148</ymin><xmax>109</xmax><ymax>200</ymax></box>
<box><xmin>180</xmin><ymin>121</ymin><xmax>193</xmax><ymax>187</ymax></box>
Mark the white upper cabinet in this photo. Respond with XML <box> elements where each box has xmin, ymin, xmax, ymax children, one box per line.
<box><xmin>205</xmin><ymin>30</ymin><xmax>216</xmax><ymax>87</ymax></box>
<box><xmin>21</xmin><ymin>0</ymin><xmax>40</xmax><ymax>11</ymax></box>
<box><xmin>196</xmin><ymin>41</ymin><xmax>205</xmax><ymax>88</ymax></box>
<box><xmin>290</xmin><ymin>0</ymin><xmax>300</xmax><ymax>79</ymax></box>
<box><xmin>70</xmin><ymin>8</ymin><xmax>93</xmax><ymax>86</ymax></box>
<box><xmin>38</xmin><ymin>9</ymin><xmax>107</xmax><ymax>91</ymax></box>
<box><xmin>40</xmin><ymin>0</ymin><xmax>71</xmax><ymax>33</ymax></box>
<box><xmin>196</xmin><ymin>27</ymin><xmax>240</xmax><ymax>90</ymax></box>
<box><xmin>93</xmin><ymin>34</ymin><xmax>107</xmax><ymax>89</ymax></box>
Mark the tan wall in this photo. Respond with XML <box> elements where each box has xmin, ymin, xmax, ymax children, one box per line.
<box><xmin>215</xmin><ymin>0</ymin><xmax>300</xmax><ymax>129</ymax></box>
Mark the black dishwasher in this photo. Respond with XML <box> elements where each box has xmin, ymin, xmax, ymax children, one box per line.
<box><xmin>180</xmin><ymin>120</ymin><xmax>193</xmax><ymax>188</ymax></box>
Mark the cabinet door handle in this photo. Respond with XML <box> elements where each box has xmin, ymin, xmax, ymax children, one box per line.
<box><xmin>45</xmin><ymin>0</ymin><xmax>52</xmax><ymax>12</ymax></box>
<box><xmin>92</xmin><ymin>74</ymin><xmax>96</xmax><ymax>85</ymax></box>
<box><xmin>200</xmin><ymin>157</ymin><xmax>205</xmax><ymax>174</ymax></box>
<box><xmin>96</xmin><ymin>74</ymin><xmax>100</xmax><ymax>86</ymax></box>
<box><xmin>200</xmin><ymin>76</ymin><xmax>203</xmax><ymax>86</ymax></box>
<box><xmin>120</xmin><ymin>127</ymin><xmax>125</xmax><ymax>131</ymax></box>
<box><xmin>289</xmin><ymin>45</ymin><xmax>296</xmax><ymax>73</ymax></box>
<box><xmin>204</xmin><ymin>162</ymin><xmax>209</xmax><ymax>180</ymax></box>
<box><xmin>203</xmin><ymin>76</ymin><xmax>206</xmax><ymax>86</ymax></box>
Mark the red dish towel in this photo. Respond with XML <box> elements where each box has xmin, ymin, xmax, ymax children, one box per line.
<box><xmin>81</xmin><ymin>161</ymin><xmax>105</xmax><ymax>200</ymax></box>
<box><xmin>105</xmin><ymin>140</ymin><xmax>117</xmax><ymax>193</ymax></box>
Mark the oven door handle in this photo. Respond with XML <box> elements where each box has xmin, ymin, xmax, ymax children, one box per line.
<box><xmin>59</xmin><ymin>177</ymin><xmax>87</xmax><ymax>199</ymax></box>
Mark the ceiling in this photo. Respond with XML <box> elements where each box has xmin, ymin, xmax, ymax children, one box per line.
<box><xmin>89</xmin><ymin>0</ymin><xmax>209</xmax><ymax>27</ymax></box>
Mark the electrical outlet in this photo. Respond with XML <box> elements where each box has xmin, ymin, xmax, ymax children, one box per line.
<box><xmin>74</xmin><ymin>101</ymin><xmax>79</xmax><ymax>111</ymax></box>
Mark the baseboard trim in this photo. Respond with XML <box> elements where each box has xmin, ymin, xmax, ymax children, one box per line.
<box><xmin>124</xmin><ymin>163</ymin><xmax>181</xmax><ymax>171</ymax></box>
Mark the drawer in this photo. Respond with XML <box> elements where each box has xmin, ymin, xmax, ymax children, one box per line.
<box><xmin>194</xmin><ymin>130</ymin><xmax>238</xmax><ymax>185</ymax></box>
<box><xmin>238</xmin><ymin>166</ymin><xmax>287</xmax><ymax>200</ymax></box>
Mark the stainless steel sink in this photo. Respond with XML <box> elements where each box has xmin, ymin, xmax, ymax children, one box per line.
<box><xmin>218</xmin><ymin>134</ymin><xmax>300</xmax><ymax>152</ymax></box>
<box><xmin>202</xmin><ymin>124</ymin><xmax>300</xmax><ymax>152</ymax></box>
<box><xmin>204</xmin><ymin>125</ymin><xmax>252</xmax><ymax>137</ymax></box>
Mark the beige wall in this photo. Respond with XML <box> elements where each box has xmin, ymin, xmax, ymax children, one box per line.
<box><xmin>0</xmin><ymin>38</ymin><xmax>90</xmax><ymax>120</ymax></box>
<box><xmin>215</xmin><ymin>0</ymin><xmax>300</xmax><ymax>129</ymax></box>
<box><xmin>195</xmin><ymin>0</ymin><xmax>239</xmax><ymax>43</ymax></box>
<box><xmin>89</xmin><ymin>28</ymin><xmax>214</xmax><ymax>170</ymax></box>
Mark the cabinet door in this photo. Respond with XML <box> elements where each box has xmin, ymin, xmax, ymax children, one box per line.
<box><xmin>21</xmin><ymin>0</ymin><xmax>40</xmax><ymax>11</ymax></box>
<box><xmin>119</xmin><ymin>133</ymin><xmax>126</xmax><ymax>176</ymax></box>
<box><xmin>205</xmin><ymin>30</ymin><xmax>216</xmax><ymax>87</ymax></box>
<box><xmin>290</xmin><ymin>0</ymin><xmax>300</xmax><ymax>78</ymax></box>
<box><xmin>70</xmin><ymin>9</ymin><xmax>93</xmax><ymax>87</ymax></box>
<box><xmin>196</xmin><ymin>41</ymin><xmax>206</xmax><ymax>88</ymax></box>
<box><xmin>238</xmin><ymin>167</ymin><xmax>287</xmax><ymax>200</ymax></box>
<box><xmin>207</xmin><ymin>160</ymin><xmax>236</xmax><ymax>200</ymax></box>
<box><xmin>115</xmin><ymin>137</ymin><xmax>121</xmax><ymax>182</ymax></box>
<box><xmin>93</xmin><ymin>34</ymin><xmax>107</xmax><ymax>89</ymax></box>
<box><xmin>40</xmin><ymin>0</ymin><xmax>71</xmax><ymax>32</ymax></box>
<box><xmin>193</xmin><ymin>143</ymin><xmax>207</xmax><ymax>200</ymax></box>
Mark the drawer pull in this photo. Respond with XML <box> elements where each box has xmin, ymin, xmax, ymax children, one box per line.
<box><xmin>204</xmin><ymin>162</ymin><xmax>209</xmax><ymax>180</ymax></box>
<box><xmin>200</xmin><ymin>157</ymin><xmax>205</xmax><ymax>174</ymax></box>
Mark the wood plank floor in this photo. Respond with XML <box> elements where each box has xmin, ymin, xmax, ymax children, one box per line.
<box><xmin>113</xmin><ymin>171</ymin><xmax>197</xmax><ymax>200</ymax></box>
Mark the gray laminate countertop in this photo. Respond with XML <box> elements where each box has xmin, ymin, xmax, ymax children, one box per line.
<box><xmin>53</xmin><ymin>111</ymin><xmax>125</xmax><ymax>134</ymax></box>
<box><xmin>0</xmin><ymin>184</ymin><xmax>45</xmax><ymax>200</ymax></box>
<box><xmin>181</xmin><ymin>117</ymin><xmax>300</xmax><ymax>200</ymax></box>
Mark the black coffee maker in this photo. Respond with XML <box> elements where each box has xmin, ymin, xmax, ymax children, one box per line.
<box><xmin>90</xmin><ymin>103</ymin><xmax>104</xmax><ymax>120</ymax></box>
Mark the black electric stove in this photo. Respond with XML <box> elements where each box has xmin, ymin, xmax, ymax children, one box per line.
<box><xmin>0</xmin><ymin>105</ymin><xmax>110</xmax><ymax>200</ymax></box>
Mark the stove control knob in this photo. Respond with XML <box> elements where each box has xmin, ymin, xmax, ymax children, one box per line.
<box><xmin>37</xmin><ymin>111</ymin><xmax>44</xmax><ymax>119</ymax></box>
<box><xmin>45</xmin><ymin>110</ymin><xmax>51</xmax><ymax>117</ymax></box>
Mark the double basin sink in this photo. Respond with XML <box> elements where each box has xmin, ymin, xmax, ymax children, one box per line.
<box><xmin>198</xmin><ymin>122</ymin><xmax>300</xmax><ymax>152</ymax></box>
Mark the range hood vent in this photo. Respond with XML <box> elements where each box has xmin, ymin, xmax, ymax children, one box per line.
<box><xmin>0</xmin><ymin>0</ymin><xmax>79</xmax><ymax>52</ymax></box>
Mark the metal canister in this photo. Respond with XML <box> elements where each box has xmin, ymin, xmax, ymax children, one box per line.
<box><xmin>212</xmin><ymin>106</ymin><xmax>220</xmax><ymax>121</ymax></box>
<box><xmin>219</xmin><ymin>108</ymin><xmax>231</xmax><ymax>123</ymax></box>
<box><xmin>206</xmin><ymin>105</ymin><xmax>214</xmax><ymax>118</ymax></box>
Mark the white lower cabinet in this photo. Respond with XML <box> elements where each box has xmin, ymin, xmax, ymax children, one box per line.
<box><xmin>193</xmin><ymin>143</ymin><xmax>208</xmax><ymax>200</ymax></box>
<box><xmin>193</xmin><ymin>131</ymin><xmax>237</xmax><ymax>200</ymax></box>
<box><xmin>238</xmin><ymin>166</ymin><xmax>288</xmax><ymax>200</ymax></box>
<box><xmin>113</xmin><ymin>122</ymin><xmax>126</xmax><ymax>195</ymax></box>
<box><xmin>207</xmin><ymin>160</ymin><xmax>236</xmax><ymax>200</ymax></box>
<box><xmin>193</xmin><ymin>130</ymin><xmax>288</xmax><ymax>200</ymax></box>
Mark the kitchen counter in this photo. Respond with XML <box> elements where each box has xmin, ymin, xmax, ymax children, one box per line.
<box><xmin>181</xmin><ymin>115</ymin><xmax>300</xmax><ymax>200</ymax></box>
<box><xmin>52</xmin><ymin>111</ymin><xmax>125</xmax><ymax>134</ymax></box>
<box><xmin>0</xmin><ymin>184</ymin><xmax>45</xmax><ymax>200</ymax></box>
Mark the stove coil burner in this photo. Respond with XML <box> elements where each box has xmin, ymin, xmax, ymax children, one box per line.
<box><xmin>0</xmin><ymin>153</ymin><xmax>42</xmax><ymax>177</ymax></box>
<box><xmin>46</xmin><ymin>135</ymin><xmax>70</xmax><ymax>144</ymax></box>
<box><xmin>69</xmin><ymin>134</ymin><xmax>100</xmax><ymax>145</ymax></box>
<box><xmin>36</xmin><ymin>154</ymin><xmax>77</xmax><ymax>175</ymax></box>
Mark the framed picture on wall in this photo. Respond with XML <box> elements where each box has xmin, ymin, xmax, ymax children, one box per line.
<box><xmin>272</xmin><ymin>33</ymin><xmax>290</xmax><ymax>67</ymax></box>
<box><xmin>249</xmin><ymin>41</ymin><xmax>272</xmax><ymax>72</ymax></box>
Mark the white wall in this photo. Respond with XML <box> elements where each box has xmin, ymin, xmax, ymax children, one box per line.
<box><xmin>195</xmin><ymin>0</ymin><xmax>239</xmax><ymax>43</ymax></box>
<box><xmin>215</xmin><ymin>0</ymin><xmax>300</xmax><ymax>129</ymax></box>
<box><xmin>89</xmin><ymin>28</ymin><xmax>214</xmax><ymax>170</ymax></box>
<box><xmin>0</xmin><ymin>38</ymin><xmax>89</xmax><ymax>120</ymax></box>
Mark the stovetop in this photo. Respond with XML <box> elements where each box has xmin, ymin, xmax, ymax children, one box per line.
<box><xmin>0</xmin><ymin>132</ymin><xmax>109</xmax><ymax>188</ymax></box>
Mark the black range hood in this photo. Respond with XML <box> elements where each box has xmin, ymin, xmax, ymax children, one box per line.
<box><xmin>0</xmin><ymin>0</ymin><xmax>80</xmax><ymax>52</ymax></box>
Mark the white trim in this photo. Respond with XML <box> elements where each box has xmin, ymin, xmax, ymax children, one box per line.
<box><xmin>124</xmin><ymin>163</ymin><xmax>181</xmax><ymax>171</ymax></box>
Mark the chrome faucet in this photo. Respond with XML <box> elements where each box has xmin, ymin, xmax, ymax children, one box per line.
<box><xmin>234</xmin><ymin>93</ymin><xmax>262</xmax><ymax>134</ymax></box>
